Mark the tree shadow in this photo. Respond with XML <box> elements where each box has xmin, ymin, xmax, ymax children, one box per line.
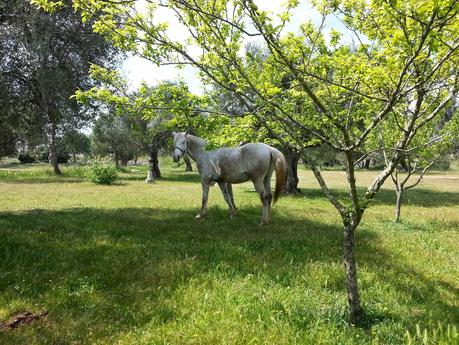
<box><xmin>0</xmin><ymin>207</ymin><xmax>342</xmax><ymax>342</ymax></box>
<box><xmin>280</xmin><ymin>187</ymin><xmax>459</xmax><ymax>208</ymax></box>
<box><xmin>160</xmin><ymin>171</ymin><xmax>202</xmax><ymax>183</ymax></box>
<box><xmin>0</xmin><ymin>206</ymin><xmax>457</xmax><ymax>342</ymax></box>
<box><xmin>0</xmin><ymin>177</ymin><xmax>85</xmax><ymax>184</ymax></box>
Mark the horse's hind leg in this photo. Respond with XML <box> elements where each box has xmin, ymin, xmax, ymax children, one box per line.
<box><xmin>227</xmin><ymin>183</ymin><xmax>237</xmax><ymax>210</ymax></box>
<box><xmin>253</xmin><ymin>179</ymin><xmax>272</xmax><ymax>225</ymax></box>
<box><xmin>263</xmin><ymin>166</ymin><xmax>274</xmax><ymax>220</ymax></box>
<box><xmin>196</xmin><ymin>182</ymin><xmax>210</xmax><ymax>218</ymax></box>
<box><xmin>218</xmin><ymin>182</ymin><xmax>237</xmax><ymax>218</ymax></box>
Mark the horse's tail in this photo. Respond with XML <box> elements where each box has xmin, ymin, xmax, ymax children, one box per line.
<box><xmin>269</xmin><ymin>147</ymin><xmax>287</xmax><ymax>204</ymax></box>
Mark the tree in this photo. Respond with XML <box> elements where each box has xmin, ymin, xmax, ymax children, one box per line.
<box><xmin>0</xmin><ymin>0</ymin><xmax>118</xmax><ymax>173</ymax></box>
<box><xmin>91</xmin><ymin>113</ymin><xmax>142</xmax><ymax>167</ymax></box>
<box><xmin>380</xmin><ymin>98</ymin><xmax>459</xmax><ymax>222</ymax></box>
<box><xmin>75</xmin><ymin>65</ymin><xmax>216</xmax><ymax>180</ymax></box>
<box><xmin>61</xmin><ymin>131</ymin><xmax>91</xmax><ymax>163</ymax></box>
<box><xmin>207</xmin><ymin>74</ymin><xmax>304</xmax><ymax>194</ymax></box>
<box><xmin>34</xmin><ymin>0</ymin><xmax>459</xmax><ymax>325</ymax></box>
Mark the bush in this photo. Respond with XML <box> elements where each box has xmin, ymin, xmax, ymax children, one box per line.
<box><xmin>57</xmin><ymin>152</ymin><xmax>71</xmax><ymax>164</ymax></box>
<box><xmin>17</xmin><ymin>152</ymin><xmax>35</xmax><ymax>164</ymax></box>
<box><xmin>34</xmin><ymin>148</ymin><xmax>71</xmax><ymax>164</ymax></box>
<box><xmin>431</xmin><ymin>154</ymin><xmax>451</xmax><ymax>170</ymax></box>
<box><xmin>86</xmin><ymin>163</ymin><xmax>118</xmax><ymax>185</ymax></box>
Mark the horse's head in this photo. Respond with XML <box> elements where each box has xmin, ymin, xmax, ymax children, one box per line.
<box><xmin>172</xmin><ymin>131</ymin><xmax>188</xmax><ymax>162</ymax></box>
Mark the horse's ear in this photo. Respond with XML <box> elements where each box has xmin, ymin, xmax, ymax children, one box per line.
<box><xmin>184</xmin><ymin>129</ymin><xmax>190</xmax><ymax>136</ymax></box>
<box><xmin>172</xmin><ymin>131</ymin><xmax>176</xmax><ymax>138</ymax></box>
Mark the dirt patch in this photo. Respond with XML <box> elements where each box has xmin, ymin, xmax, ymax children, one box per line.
<box><xmin>0</xmin><ymin>310</ymin><xmax>48</xmax><ymax>332</ymax></box>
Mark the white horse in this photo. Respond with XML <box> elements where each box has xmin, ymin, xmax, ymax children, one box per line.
<box><xmin>172</xmin><ymin>131</ymin><xmax>287</xmax><ymax>225</ymax></box>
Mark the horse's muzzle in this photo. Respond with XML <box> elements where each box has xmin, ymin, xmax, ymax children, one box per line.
<box><xmin>173</xmin><ymin>154</ymin><xmax>180</xmax><ymax>162</ymax></box>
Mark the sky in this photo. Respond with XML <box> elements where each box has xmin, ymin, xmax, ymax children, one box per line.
<box><xmin>121</xmin><ymin>0</ymin><xmax>356</xmax><ymax>95</ymax></box>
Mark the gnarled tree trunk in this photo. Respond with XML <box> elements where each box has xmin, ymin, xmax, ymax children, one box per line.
<box><xmin>146</xmin><ymin>147</ymin><xmax>161</xmax><ymax>183</ymax></box>
<box><xmin>283</xmin><ymin>148</ymin><xmax>301</xmax><ymax>194</ymax></box>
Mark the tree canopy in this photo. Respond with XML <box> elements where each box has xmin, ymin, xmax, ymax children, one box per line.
<box><xmin>0</xmin><ymin>0</ymin><xmax>119</xmax><ymax>170</ymax></box>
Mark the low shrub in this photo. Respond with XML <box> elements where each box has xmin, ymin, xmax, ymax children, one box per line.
<box><xmin>86</xmin><ymin>163</ymin><xmax>118</xmax><ymax>185</ymax></box>
<box><xmin>17</xmin><ymin>152</ymin><xmax>35</xmax><ymax>164</ymax></box>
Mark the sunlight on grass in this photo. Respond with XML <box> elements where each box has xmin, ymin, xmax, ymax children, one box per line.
<box><xmin>0</xmin><ymin>160</ymin><xmax>458</xmax><ymax>344</ymax></box>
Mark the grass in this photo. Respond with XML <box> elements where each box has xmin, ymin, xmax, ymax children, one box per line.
<box><xmin>0</xmin><ymin>159</ymin><xmax>458</xmax><ymax>344</ymax></box>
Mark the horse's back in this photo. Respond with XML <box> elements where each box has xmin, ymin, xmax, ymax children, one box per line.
<box><xmin>207</xmin><ymin>144</ymin><xmax>272</xmax><ymax>183</ymax></box>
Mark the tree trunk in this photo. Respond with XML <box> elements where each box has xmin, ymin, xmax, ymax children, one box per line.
<box><xmin>120</xmin><ymin>159</ymin><xmax>128</xmax><ymax>167</ymax></box>
<box><xmin>48</xmin><ymin>128</ymin><xmax>61</xmax><ymax>175</ymax></box>
<box><xmin>114</xmin><ymin>153</ymin><xmax>119</xmax><ymax>168</ymax></box>
<box><xmin>343</xmin><ymin>221</ymin><xmax>363</xmax><ymax>325</ymax></box>
<box><xmin>146</xmin><ymin>148</ymin><xmax>161</xmax><ymax>183</ymax></box>
<box><xmin>363</xmin><ymin>159</ymin><xmax>370</xmax><ymax>169</ymax></box>
<box><xmin>73</xmin><ymin>153</ymin><xmax>76</xmax><ymax>163</ymax></box>
<box><xmin>184</xmin><ymin>154</ymin><xmax>193</xmax><ymax>171</ymax></box>
<box><xmin>283</xmin><ymin>148</ymin><xmax>301</xmax><ymax>194</ymax></box>
<box><xmin>152</xmin><ymin>151</ymin><xmax>161</xmax><ymax>178</ymax></box>
<box><xmin>395</xmin><ymin>189</ymin><xmax>403</xmax><ymax>223</ymax></box>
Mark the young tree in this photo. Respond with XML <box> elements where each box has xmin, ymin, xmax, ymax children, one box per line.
<box><xmin>379</xmin><ymin>98</ymin><xmax>459</xmax><ymax>222</ymax></box>
<box><xmin>34</xmin><ymin>0</ymin><xmax>459</xmax><ymax>325</ymax></box>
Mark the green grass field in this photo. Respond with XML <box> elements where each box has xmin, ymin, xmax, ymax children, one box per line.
<box><xmin>0</xmin><ymin>160</ymin><xmax>458</xmax><ymax>344</ymax></box>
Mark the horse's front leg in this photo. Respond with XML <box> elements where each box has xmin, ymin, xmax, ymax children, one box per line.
<box><xmin>196</xmin><ymin>182</ymin><xmax>210</xmax><ymax>218</ymax></box>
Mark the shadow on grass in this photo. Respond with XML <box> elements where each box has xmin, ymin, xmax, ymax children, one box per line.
<box><xmin>0</xmin><ymin>168</ymin><xmax>195</xmax><ymax>184</ymax></box>
<box><xmin>160</xmin><ymin>171</ymin><xmax>202</xmax><ymax>183</ymax></box>
<box><xmin>277</xmin><ymin>187</ymin><xmax>459</xmax><ymax>208</ymax></box>
<box><xmin>0</xmin><ymin>206</ymin><xmax>457</xmax><ymax>342</ymax></box>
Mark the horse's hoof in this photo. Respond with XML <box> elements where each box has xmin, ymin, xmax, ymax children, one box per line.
<box><xmin>195</xmin><ymin>214</ymin><xmax>202</xmax><ymax>219</ymax></box>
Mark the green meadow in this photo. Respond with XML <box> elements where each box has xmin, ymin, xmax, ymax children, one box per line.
<box><xmin>0</xmin><ymin>161</ymin><xmax>458</xmax><ymax>344</ymax></box>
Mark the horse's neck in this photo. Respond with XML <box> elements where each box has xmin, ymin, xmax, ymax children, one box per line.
<box><xmin>186</xmin><ymin>135</ymin><xmax>206</xmax><ymax>162</ymax></box>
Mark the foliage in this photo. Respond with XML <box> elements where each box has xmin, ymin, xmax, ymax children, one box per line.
<box><xmin>91</xmin><ymin>113</ymin><xmax>142</xmax><ymax>166</ymax></box>
<box><xmin>17</xmin><ymin>152</ymin><xmax>36</xmax><ymax>164</ymax></box>
<box><xmin>31</xmin><ymin>146</ymin><xmax>71</xmax><ymax>164</ymax></box>
<box><xmin>61</xmin><ymin>131</ymin><xmax>91</xmax><ymax>158</ymax></box>
<box><xmin>86</xmin><ymin>162</ymin><xmax>118</xmax><ymax>185</ymax></box>
<box><xmin>431</xmin><ymin>155</ymin><xmax>453</xmax><ymax>170</ymax></box>
<box><xmin>75</xmin><ymin>65</ymin><xmax>219</xmax><ymax>139</ymax></box>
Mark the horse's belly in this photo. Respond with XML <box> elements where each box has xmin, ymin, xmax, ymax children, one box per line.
<box><xmin>222</xmin><ymin>171</ymin><xmax>250</xmax><ymax>184</ymax></box>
